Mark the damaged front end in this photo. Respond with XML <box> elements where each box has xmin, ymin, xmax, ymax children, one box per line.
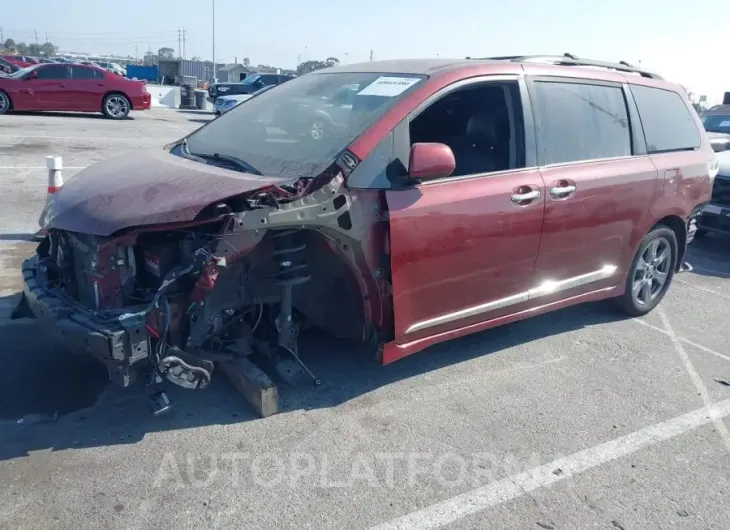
<box><xmin>18</xmin><ymin>168</ymin><xmax>392</xmax><ymax>413</ymax></box>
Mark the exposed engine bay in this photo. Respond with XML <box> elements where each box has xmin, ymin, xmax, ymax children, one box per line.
<box><xmin>28</xmin><ymin>171</ymin><xmax>392</xmax><ymax>414</ymax></box>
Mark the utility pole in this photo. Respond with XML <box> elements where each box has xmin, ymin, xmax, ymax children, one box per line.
<box><xmin>45</xmin><ymin>33</ymin><xmax>48</xmax><ymax>42</ymax></box>
<box><xmin>178</xmin><ymin>28</ymin><xmax>181</xmax><ymax>58</ymax></box>
<box><xmin>35</xmin><ymin>30</ymin><xmax>39</xmax><ymax>46</ymax></box>
<box><xmin>182</xmin><ymin>27</ymin><xmax>186</xmax><ymax>59</ymax></box>
<box><xmin>0</xmin><ymin>28</ymin><xmax>4</xmax><ymax>45</ymax></box>
<box><xmin>212</xmin><ymin>0</ymin><xmax>216</xmax><ymax>81</ymax></box>
<box><xmin>135</xmin><ymin>45</ymin><xmax>138</xmax><ymax>61</ymax></box>
<box><xmin>369</xmin><ymin>49</ymin><xmax>374</xmax><ymax>62</ymax></box>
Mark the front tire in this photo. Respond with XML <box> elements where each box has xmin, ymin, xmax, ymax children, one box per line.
<box><xmin>102</xmin><ymin>94</ymin><xmax>131</xmax><ymax>119</ymax></box>
<box><xmin>617</xmin><ymin>225</ymin><xmax>677</xmax><ymax>316</ymax></box>
<box><xmin>0</xmin><ymin>91</ymin><xmax>11</xmax><ymax>115</ymax></box>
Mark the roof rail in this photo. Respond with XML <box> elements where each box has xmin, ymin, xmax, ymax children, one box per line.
<box><xmin>466</xmin><ymin>53</ymin><xmax>663</xmax><ymax>80</ymax></box>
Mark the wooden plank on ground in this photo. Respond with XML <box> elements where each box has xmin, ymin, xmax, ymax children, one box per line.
<box><xmin>220</xmin><ymin>358</ymin><xmax>278</xmax><ymax>418</ymax></box>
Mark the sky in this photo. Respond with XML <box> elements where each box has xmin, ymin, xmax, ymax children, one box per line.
<box><xmin>3</xmin><ymin>0</ymin><xmax>728</xmax><ymax>103</ymax></box>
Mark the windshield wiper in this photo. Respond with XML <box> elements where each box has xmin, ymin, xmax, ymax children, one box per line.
<box><xmin>188</xmin><ymin>151</ymin><xmax>263</xmax><ymax>175</ymax></box>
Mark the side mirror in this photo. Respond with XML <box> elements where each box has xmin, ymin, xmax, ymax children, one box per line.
<box><xmin>25</xmin><ymin>71</ymin><xmax>38</xmax><ymax>80</ymax></box>
<box><xmin>408</xmin><ymin>142</ymin><xmax>456</xmax><ymax>181</ymax></box>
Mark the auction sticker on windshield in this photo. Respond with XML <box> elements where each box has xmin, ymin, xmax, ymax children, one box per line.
<box><xmin>357</xmin><ymin>76</ymin><xmax>422</xmax><ymax>97</ymax></box>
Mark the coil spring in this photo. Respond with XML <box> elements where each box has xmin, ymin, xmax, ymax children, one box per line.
<box><xmin>271</xmin><ymin>229</ymin><xmax>311</xmax><ymax>287</ymax></box>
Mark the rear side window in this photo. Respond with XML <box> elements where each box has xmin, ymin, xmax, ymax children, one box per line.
<box><xmin>36</xmin><ymin>65</ymin><xmax>69</xmax><ymax>79</ymax></box>
<box><xmin>631</xmin><ymin>85</ymin><xmax>701</xmax><ymax>153</ymax></box>
<box><xmin>533</xmin><ymin>81</ymin><xmax>631</xmax><ymax>165</ymax></box>
<box><xmin>71</xmin><ymin>66</ymin><xmax>103</xmax><ymax>79</ymax></box>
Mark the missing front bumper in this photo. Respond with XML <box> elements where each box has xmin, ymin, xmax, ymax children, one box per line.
<box><xmin>19</xmin><ymin>255</ymin><xmax>151</xmax><ymax>387</ymax></box>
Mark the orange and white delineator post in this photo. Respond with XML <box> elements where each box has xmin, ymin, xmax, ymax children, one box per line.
<box><xmin>33</xmin><ymin>156</ymin><xmax>64</xmax><ymax>241</ymax></box>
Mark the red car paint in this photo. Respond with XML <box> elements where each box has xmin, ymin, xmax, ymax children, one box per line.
<box><xmin>0</xmin><ymin>55</ymin><xmax>35</xmax><ymax>68</ymax></box>
<box><xmin>0</xmin><ymin>63</ymin><xmax>150</xmax><ymax>114</ymax></box>
<box><xmin>341</xmin><ymin>59</ymin><xmax>713</xmax><ymax>364</ymax></box>
<box><xmin>32</xmin><ymin>58</ymin><xmax>715</xmax><ymax>372</ymax></box>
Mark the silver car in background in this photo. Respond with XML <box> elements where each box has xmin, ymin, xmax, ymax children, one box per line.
<box><xmin>213</xmin><ymin>84</ymin><xmax>276</xmax><ymax>115</ymax></box>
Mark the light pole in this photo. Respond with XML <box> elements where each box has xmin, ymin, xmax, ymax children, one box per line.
<box><xmin>212</xmin><ymin>0</ymin><xmax>216</xmax><ymax>82</ymax></box>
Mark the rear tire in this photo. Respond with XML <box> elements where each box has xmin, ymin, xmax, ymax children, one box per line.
<box><xmin>616</xmin><ymin>225</ymin><xmax>677</xmax><ymax>316</ymax></box>
<box><xmin>102</xmin><ymin>94</ymin><xmax>131</xmax><ymax>119</ymax></box>
<box><xmin>0</xmin><ymin>91</ymin><xmax>11</xmax><ymax>115</ymax></box>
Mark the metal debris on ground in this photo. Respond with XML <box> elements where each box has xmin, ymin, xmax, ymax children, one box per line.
<box><xmin>715</xmin><ymin>378</ymin><xmax>730</xmax><ymax>387</ymax></box>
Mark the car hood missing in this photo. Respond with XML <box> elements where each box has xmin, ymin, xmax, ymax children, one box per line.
<box><xmin>45</xmin><ymin>148</ymin><xmax>295</xmax><ymax>236</ymax></box>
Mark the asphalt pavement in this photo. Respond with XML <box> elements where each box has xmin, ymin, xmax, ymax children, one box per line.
<box><xmin>0</xmin><ymin>108</ymin><xmax>729</xmax><ymax>530</ymax></box>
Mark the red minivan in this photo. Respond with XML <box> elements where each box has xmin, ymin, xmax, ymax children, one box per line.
<box><xmin>15</xmin><ymin>54</ymin><xmax>717</xmax><ymax>413</ymax></box>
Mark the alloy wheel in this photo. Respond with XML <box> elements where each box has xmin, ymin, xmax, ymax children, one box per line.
<box><xmin>631</xmin><ymin>236</ymin><xmax>671</xmax><ymax>306</ymax></box>
<box><xmin>105</xmin><ymin>96</ymin><xmax>129</xmax><ymax>118</ymax></box>
<box><xmin>0</xmin><ymin>92</ymin><xmax>8</xmax><ymax>113</ymax></box>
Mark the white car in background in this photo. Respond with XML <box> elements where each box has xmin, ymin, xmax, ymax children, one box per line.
<box><xmin>213</xmin><ymin>84</ymin><xmax>275</xmax><ymax>115</ymax></box>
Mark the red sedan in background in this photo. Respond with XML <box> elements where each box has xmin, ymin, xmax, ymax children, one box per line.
<box><xmin>0</xmin><ymin>63</ymin><xmax>151</xmax><ymax>119</ymax></box>
<box><xmin>0</xmin><ymin>55</ymin><xmax>38</xmax><ymax>68</ymax></box>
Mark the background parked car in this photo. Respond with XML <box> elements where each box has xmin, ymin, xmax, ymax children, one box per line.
<box><xmin>0</xmin><ymin>63</ymin><xmax>151</xmax><ymax>119</ymax></box>
<box><xmin>213</xmin><ymin>84</ymin><xmax>276</xmax><ymax>115</ymax></box>
<box><xmin>0</xmin><ymin>57</ymin><xmax>19</xmax><ymax>75</ymax></box>
<box><xmin>696</xmin><ymin>105</ymin><xmax>730</xmax><ymax>237</ymax></box>
<box><xmin>208</xmin><ymin>73</ymin><xmax>295</xmax><ymax>104</ymax></box>
<box><xmin>94</xmin><ymin>61</ymin><xmax>126</xmax><ymax>77</ymax></box>
<box><xmin>0</xmin><ymin>55</ymin><xmax>37</xmax><ymax>68</ymax></box>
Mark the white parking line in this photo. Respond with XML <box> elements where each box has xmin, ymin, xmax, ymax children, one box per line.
<box><xmin>632</xmin><ymin>318</ymin><xmax>730</xmax><ymax>363</ymax></box>
<box><xmin>658</xmin><ymin>308</ymin><xmax>730</xmax><ymax>454</ymax></box>
<box><xmin>371</xmin><ymin>397</ymin><xmax>730</xmax><ymax>530</ymax></box>
<box><xmin>687</xmin><ymin>266</ymin><xmax>730</xmax><ymax>279</ymax></box>
<box><xmin>675</xmin><ymin>277</ymin><xmax>730</xmax><ymax>300</ymax></box>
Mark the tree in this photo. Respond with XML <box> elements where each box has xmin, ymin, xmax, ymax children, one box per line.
<box><xmin>3</xmin><ymin>38</ymin><xmax>16</xmax><ymax>51</ymax></box>
<box><xmin>191</xmin><ymin>56</ymin><xmax>201</xmax><ymax>61</ymax></box>
<box><xmin>296</xmin><ymin>59</ymin><xmax>329</xmax><ymax>75</ymax></box>
<box><xmin>40</xmin><ymin>42</ymin><xmax>58</xmax><ymax>56</ymax></box>
<box><xmin>325</xmin><ymin>57</ymin><xmax>339</xmax><ymax>67</ymax></box>
<box><xmin>243</xmin><ymin>57</ymin><xmax>250</xmax><ymax>67</ymax></box>
<box><xmin>27</xmin><ymin>44</ymin><xmax>42</xmax><ymax>56</ymax></box>
<box><xmin>158</xmin><ymin>47</ymin><xmax>175</xmax><ymax>59</ymax></box>
<box><xmin>16</xmin><ymin>42</ymin><xmax>29</xmax><ymax>54</ymax></box>
<box><xmin>143</xmin><ymin>51</ymin><xmax>158</xmax><ymax>66</ymax></box>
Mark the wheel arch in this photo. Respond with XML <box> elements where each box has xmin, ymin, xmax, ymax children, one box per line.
<box><xmin>652</xmin><ymin>214</ymin><xmax>687</xmax><ymax>271</ymax></box>
<box><xmin>0</xmin><ymin>89</ymin><xmax>12</xmax><ymax>111</ymax></box>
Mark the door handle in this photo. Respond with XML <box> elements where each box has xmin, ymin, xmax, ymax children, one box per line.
<box><xmin>59</xmin><ymin>84</ymin><xmax>67</xmax><ymax>88</ymax></box>
<box><xmin>550</xmin><ymin>185</ymin><xmax>576</xmax><ymax>197</ymax></box>
<box><xmin>97</xmin><ymin>83</ymin><xmax>105</xmax><ymax>87</ymax></box>
<box><xmin>511</xmin><ymin>190</ymin><xmax>541</xmax><ymax>203</ymax></box>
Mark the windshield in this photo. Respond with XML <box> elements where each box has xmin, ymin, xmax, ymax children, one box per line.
<box><xmin>242</xmin><ymin>74</ymin><xmax>261</xmax><ymax>85</ymax></box>
<box><xmin>702</xmin><ymin>114</ymin><xmax>730</xmax><ymax>134</ymax></box>
<box><xmin>183</xmin><ymin>72</ymin><xmax>425</xmax><ymax>178</ymax></box>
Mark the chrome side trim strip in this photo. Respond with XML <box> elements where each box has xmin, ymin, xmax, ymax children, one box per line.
<box><xmin>404</xmin><ymin>265</ymin><xmax>618</xmax><ymax>335</ymax></box>
<box><xmin>405</xmin><ymin>292</ymin><xmax>529</xmax><ymax>335</ymax></box>
<box><xmin>527</xmin><ymin>265</ymin><xmax>618</xmax><ymax>298</ymax></box>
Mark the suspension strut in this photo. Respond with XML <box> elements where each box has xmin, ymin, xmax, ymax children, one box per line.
<box><xmin>271</xmin><ymin>230</ymin><xmax>320</xmax><ymax>385</ymax></box>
